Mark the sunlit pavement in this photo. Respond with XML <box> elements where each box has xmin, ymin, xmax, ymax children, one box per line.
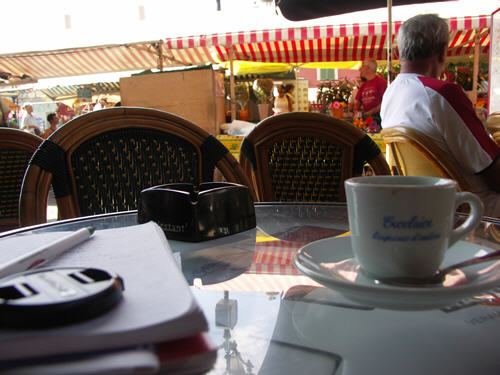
<box><xmin>47</xmin><ymin>189</ymin><xmax>58</xmax><ymax>222</ymax></box>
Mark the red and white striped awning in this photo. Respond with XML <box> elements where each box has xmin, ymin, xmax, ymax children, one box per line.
<box><xmin>196</xmin><ymin>273</ymin><xmax>320</xmax><ymax>292</ymax></box>
<box><xmin>165</xmin><ymin>15</ymin><xmax>490</xmax><ymax>65</ymax></box>
<box><xmin>0</xmin><ymin>41</ymin><xmax>177</xmax><ymax>80</ymax></box>
<box><xmin>195</xmin><ymin>240</ymin><xmax>318</xmax><ymax>292</ymax></box>
<box><xmin>0</xmin><ymin>15</ymin><xmax>490</xmax><ymax>81</ymax></box>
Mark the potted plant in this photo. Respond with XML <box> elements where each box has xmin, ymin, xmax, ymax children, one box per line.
<box><xmin>316</xmin><ymin>78</ymin><xmax>354</xmax><ymax>117</ymax></box>
<box><xmin>235</xmin><ymin>82</ymin><xmax>250</xmax><ymax>121</ymax></box>
<box><xmin>253</xmin><ymin>78</ymin><xmax>274</xmax><ymax>119</ymax></box>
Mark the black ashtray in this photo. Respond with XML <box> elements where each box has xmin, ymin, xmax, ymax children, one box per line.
<box><xmin>137</xmin><ymin>182</ymin><xmax>256</xmax><ymax>242</ymax></box>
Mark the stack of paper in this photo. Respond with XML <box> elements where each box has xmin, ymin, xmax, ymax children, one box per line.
<box><xmin>0</xmin><ymin>222</ymin><xmax>217</xmax><ymax>374</ymax></box>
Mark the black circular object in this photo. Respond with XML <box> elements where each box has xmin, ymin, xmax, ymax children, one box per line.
<box><xmin>0</xmin><ymin>267</ymin><xmax>124</xmax><ymax>329</ymax></box>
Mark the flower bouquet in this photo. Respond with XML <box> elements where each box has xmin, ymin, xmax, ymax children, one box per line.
<box><xmin>353</xmin><ymin>116</ymin><xmax>380</xmax><ymax>133</ymax></box>
<box><xmin>316</xmin><ymin>78</ymin><xmax>355</xmax><ymax>114</ymax></box>
<box><xmin>353</xmin><ymin>117</ymin><xmax>367</xmax><ymax>131</ymax></box>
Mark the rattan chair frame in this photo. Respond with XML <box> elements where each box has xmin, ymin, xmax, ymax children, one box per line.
<box><xmin>381</xmin><ymin>126</ymin><xmax>471</xmax><ymax>191</ymax></box>
<box><xmin>0</xmin><ymin>128</ymin><xmax>42</xmax><ymax>231</ymax></box>
<box><xmin>20</xmin><ymin>107</ymin><xmax>254</xmax><ymax>226</ymax></box>
<box><xmin>486</xmin><ymin>112</ymin><xmax>500</xmax><ymax>146</ymax></box>
<box><xmin>239</xmin><ymin>112</ymin><xmax>391</xmax><ymax>202</ymax></box>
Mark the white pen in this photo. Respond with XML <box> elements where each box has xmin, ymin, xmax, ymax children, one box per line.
<box><xmin>0</xmin><ymin>227</ymin><xmax>95</xmax><ymax>279</ymax></box>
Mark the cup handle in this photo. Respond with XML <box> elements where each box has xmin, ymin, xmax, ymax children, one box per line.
<box><xmin>449</xmin><ymin>192</ymin><xmax>484</xmax><ymax>247</ymax></box>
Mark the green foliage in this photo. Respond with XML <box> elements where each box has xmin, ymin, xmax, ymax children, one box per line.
<box><xmin>235</xmin><ymin>82</ymin><xmax>250</xmax><ymax>109</ymax></box>
<box><xmin>378</xmin><ymin>63</ymin><xmax>400</xmax><ymax>81</ymax></box>
<box><xmin>253</xmin><ymin>78</ymin><xmax>274</xmax><ymax>104</ymax></box>
<box><xmin>443</xmin><ymin>62</ymin><xmax>489</xmax><ymax>92</ymax></box>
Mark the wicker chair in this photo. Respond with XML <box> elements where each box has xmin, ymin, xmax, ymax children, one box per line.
<box><xmin>239</xmin><ymin>112</ymin><xmax>391</xmax><ymax>202</ymax></box>
<box><xmin>486</xmin><ymin>112</ymin><xmax>500</xmax><ymax>146</ymax></box>
<box><xmin>381</xmin><ymin>126</ymin><xmax>471</xmax><ymax>191</ymax></box>
<box><xmin>0</xmin><ymin>128</ymin><xmax>43</xmax><ymax>231</ymax></box>
<box><xmin>20</xmin><ymin>107</ymin><xmax>254</xmax><ymax>226</ymax></box>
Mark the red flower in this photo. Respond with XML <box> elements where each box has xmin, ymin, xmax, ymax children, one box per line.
<box><xmin>365</xmin><ymin>117</ymin><xmax>374</xmax><ymax>125</ymax></box>
<box><xmin>331</xmin><ymin>101</ymin><xmax>342</xmax><ymax>109</ymax></box>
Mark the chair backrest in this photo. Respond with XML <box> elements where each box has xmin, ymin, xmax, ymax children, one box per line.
<box><xmin>239</xmin><ymin>112</ymin><xmax>391</xmax><ymax>202</ymax></box>
<box><xmin>0</xmin><ymin>128</ymin><xmax>42</xmax><ymax>231</ymax></box>
<box><xmin>20</xmin><ymin>107</ymin><xmax>254</xmax><ymax>226</ymax></box>
<box><xmin>381</xmin><ymin>126</ymin><xmax>471</xmax><ymax>191</ymax></box>
<box><xmin>486</xmin><ymin>112</ymin><xmax>500</xmax><ymax>146</ymax></box>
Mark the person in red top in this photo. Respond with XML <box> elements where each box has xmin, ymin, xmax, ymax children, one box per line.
<box><xmin>354</xmin><ymin>58</ymin><xmax>387</xmax><ymax>126</ymax></box>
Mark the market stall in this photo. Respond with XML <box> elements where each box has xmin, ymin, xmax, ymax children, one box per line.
<box><xmin>0</xmin><ymin>13</ymin><xmax>494</xmax><ymax>132</ymax></box>
<box><xmin>166</xmin><ymin>15</ymin><xmax>491</xmax><ymax>119</ymax></box>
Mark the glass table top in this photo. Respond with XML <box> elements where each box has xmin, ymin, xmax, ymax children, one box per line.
<box><xmin>1</xmin><ymin>203</ymin><xmax>499</xmax><ymax>374</ymax></box>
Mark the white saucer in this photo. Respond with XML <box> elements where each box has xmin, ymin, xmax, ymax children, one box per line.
<box><xmin>294</xmin><ymin>236</ymin><xmax>500</xmax><ymax>310</ymax></box>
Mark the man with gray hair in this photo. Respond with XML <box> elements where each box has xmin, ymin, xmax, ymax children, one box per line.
<box><xmin>381</xmin><ymin>14</ymin><xmax>500</xmax><ymax>217</ymax></box>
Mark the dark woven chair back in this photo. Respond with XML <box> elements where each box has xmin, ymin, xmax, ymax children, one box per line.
<box><xmin>240</xmin><ymin>112</ymin><xmax>391</xmax><ymax>202</ymax></box>
<box><xmin>0</xmin><ymin>128</ymin><xmax>42</xmax><ymax>231</ymax></box>
<box><xmin>71</xmin><ymin>128</ymin><xmax>202</xmax><ymax>216</ymax></box>
<box><xmin>267</xmin><ymin>136</ymin><xmax>344</xmax><ymax>201</ymax></box>
<box><xmin>20</xmin><ymin>107</ymin><xmax>253</xmax><ymax>226</ymax></box>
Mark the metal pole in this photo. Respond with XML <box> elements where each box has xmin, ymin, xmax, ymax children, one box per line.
<box><xmin>153</xmin><ymin>41</ymin><xmax>164</xmax><ymax>71</ymax></box>
<box><xmin>229</xmin><ymin>48</ymin><xmax>236</xmax><ymax>122</ymax></box>
<box><xmin>387</xmin><ymin>0</ymin><xmax>393</xmax><ymax>84</ymax></box>
<box><xmin>472</xmin><ymin>30</ymin><xmax>480</xmax><ymax>105</ymax></box>
<box><xmin>294</xmin><ymin>65</ymin><xmax>299</xmax><ymax>112</ymax></box>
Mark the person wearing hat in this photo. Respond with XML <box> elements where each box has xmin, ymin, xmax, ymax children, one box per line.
<box><xmin>21</xmin><ymin>104</ymin><xmax>40</xmax><ymax>135</ymax></box>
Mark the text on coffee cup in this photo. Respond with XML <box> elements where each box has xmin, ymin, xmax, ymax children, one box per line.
<box><xmin>372</xmin><ymin>215</ymin><xmax>441</xmax><ymax>242</ymax></box>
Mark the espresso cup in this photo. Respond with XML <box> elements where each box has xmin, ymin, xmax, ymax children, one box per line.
<box><xmin>344</xmin><ymin>176</ymin><xmax>484</xmax><ymax>279</ymax></box>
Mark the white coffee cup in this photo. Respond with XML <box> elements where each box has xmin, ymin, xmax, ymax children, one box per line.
<box><xmin>344</xmin><ymin>176</ymin><xmax>484</xmax><ymax>279</ymax></box>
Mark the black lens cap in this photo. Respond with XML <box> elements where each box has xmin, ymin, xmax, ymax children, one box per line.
<box><xmin>0</xmin><ymin>267</ymin><xmax>124</xmax><ymax>329</ymax></box>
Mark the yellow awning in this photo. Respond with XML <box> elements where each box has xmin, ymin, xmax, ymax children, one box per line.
<box><xmin>220</xmin><ymin>60</ymin><xmax>362</xmax><ymax>75</ymax></box>
<box><xmin>299</xmin><ymin>61</ymin><xmax>362</xmax><ymax>70</ymax></box>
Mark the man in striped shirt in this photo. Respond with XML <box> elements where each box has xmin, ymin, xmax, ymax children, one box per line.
<box><xmin>381</xmin><ymin>14</ymin><xmax>500</xmax><ymax>218</ymax></box>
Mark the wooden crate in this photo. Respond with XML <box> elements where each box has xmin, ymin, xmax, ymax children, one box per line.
<box><xmin>120</xmin><ymin>67</ymin><xmax>225</xmax><ymax>135</ymax></box>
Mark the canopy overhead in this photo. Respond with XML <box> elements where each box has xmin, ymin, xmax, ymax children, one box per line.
<box><xmin>218</xmin><ymin>60</ymin><xmax>362</xmax><ymax>75</ymax></box>
<box><xmin>0</xmin><ymin>41</ymin><xmax>174</xmax><ymax>81</ymax></box>
<box><xmin>166</xmin><ymin>15</ymin><xmax>490</xmax><ymax>65</ymax></box>
<box><xmin>0</xmin><ymin>15</ymin><xmax>491</xmax><ymax>81</ymax></box>
<box><xmin>39</xmin><ymin>81</ymin><xmax>120</xmax><ymax>101</ymax></box>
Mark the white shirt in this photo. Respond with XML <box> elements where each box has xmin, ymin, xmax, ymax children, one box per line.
<box><xmin>273</xmin><ymin>94</ymin><xmax>291</xmax><ymax>114</ymax></box>
<box><xmin>21</xmin><ymin>113</ymin><xmax>38</xmax><ymax>128</ymax></box>
<box><xmin>21</xmin><ymin>113</ymin><xmax>39</xmax><ymax>134</ymax></box>
<box><xmin>381</xmin><ymin>73</ymin><xmax>500</xmax><ymax>217</ymax></box>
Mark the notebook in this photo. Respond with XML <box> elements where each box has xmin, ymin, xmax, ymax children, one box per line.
<box><xmin>0</xmin><ymin>332</ymin><xmax>217</xmax><ymax>375</ymax></box>
<box><xmin>0</xmin><ymin>222</ymin><xmax>211</xmax><ymax>363</ymax></box>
